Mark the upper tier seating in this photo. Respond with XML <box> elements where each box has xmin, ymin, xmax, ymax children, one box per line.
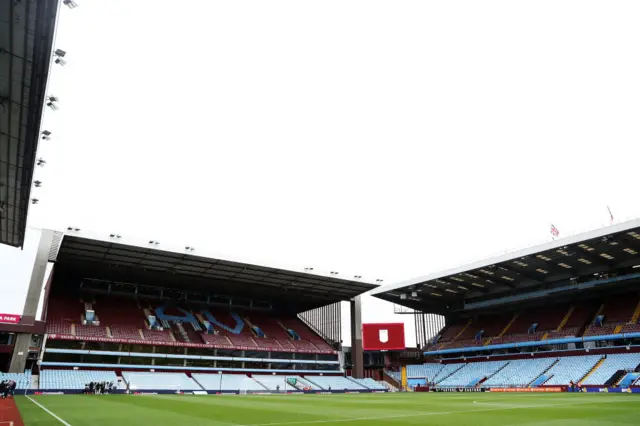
<box><xmin>45</xmin><ymin>293</ymin><xmax>332</xmax><ymax>353</ymax></box>
<box><xmin>123</xmin><ymin>372</ymin><xmax>201</xmax><ymax>391</ymax></box>
<box><xmin>350</xmin><ymin>377</ymin><xmax>386</xmax><ymax>390</ymax></box>
<box><xmin>584</xmin><ymin>294</ymin><xmax>639</xmax><ymax>336</ymax></box>
<box><xmin>581</xmin><ymin>353</ymin><xmax>640</xmax><ymax>385</ymax></box>
<box><xmin>484</xmin><ymin>358</ymin><xmax>556</xmax><ymax>388</ymax></box>
<box><xmin>544</xmin><ymin>355</ymin><xmax>602</xmax><ymax>385</ymax></box>
<box><xmin>0</xmin><ymin>371</ymin><xmax>32</xmax><ymax>390</ymax></box>
<box><xmin>305</xmin><ymin>376</ymin><xmax>366</xmax><ymax>390</ymax></box>
<box><xmin>437</xmin><ymin>361</ymin><xmax>507</xmax><ymax>387</ymax></box>
<box><xmin>40</xmin><ymin>369</ymin><xmax>119</xmax><ymax>390</ymax></box>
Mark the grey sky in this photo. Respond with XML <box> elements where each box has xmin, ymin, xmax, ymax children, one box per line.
<box><xmin>3</xmin><ymin>1</ymin><xmax>640</xmax><ymax>347</ymax></box>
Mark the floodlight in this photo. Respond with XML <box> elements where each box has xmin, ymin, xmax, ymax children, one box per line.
<box><xmin>54</xmin><ymin>49</ymin><xmax>66</xmax><ymax>58</ymax></box>
<box><xmin>41</xmin><ymin>130</ymin><xmax>52</xmax><ymax>140</ymax></box>
<box><xmin>55</xmin><ymin>57</ymin><xmax>67</xmax><ymax>66</ymax></box>
<box><xmin>63</xmin><ymin>0</ymin><xmax>79</xmax><ymax>9</ymax></box>
<box><xmin>31</xmin><ymin>198</ymin><xmax>39</xmax><ymax>204</ymax></box>
<box><xmin>46</xmin><ymin>96</ymin><xmax>59</xmax><ymax>110</ymax></box>
<box><xmin>36</xmin><ymin>158</ymin><xmax>46</xmax><ymax>166</ymax></box>
<box><xmin>34</xmin><ymin>181</ymin><xmax>42</xmax><ymax>188</ymax></box>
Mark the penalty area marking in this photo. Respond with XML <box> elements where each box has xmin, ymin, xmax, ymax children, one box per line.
<box><xmin>25</xmin><ymin>396</ymin><xmax>71</xmax><ymax>426</ymax></box>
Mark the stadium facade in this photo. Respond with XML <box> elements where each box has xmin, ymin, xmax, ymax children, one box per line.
<box><xmin>0</xmin><ymin>228</ymin><xmax>392</xmax><ymax>394</ymax></box>
<box><xmin>372</xmin><ymin>219</ymin><xmax>640</xmax><ymax>392</ymax></box>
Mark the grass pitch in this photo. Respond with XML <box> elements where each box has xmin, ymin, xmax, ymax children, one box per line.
<box><xmin>15</xmin><ymin>392</ymin><xmax>640</xmax><ymax>426</ymax></box>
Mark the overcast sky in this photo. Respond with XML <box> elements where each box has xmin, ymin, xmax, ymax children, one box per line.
<box><xmin>2</xmin><ymin>0</ymin><xmax>640</xmax><ymax>347</ymax></box>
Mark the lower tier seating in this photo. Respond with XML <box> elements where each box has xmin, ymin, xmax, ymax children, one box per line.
<box><xmin>350</xmin><ymin>377</ymin><xmax>386</xmax><ymax>390</ymax></box>
<box><xmin>438</xmin><ymin>361</ymin><xmax>508</xmax><ymax>387</ymax></box>
<box><xmin>484</xmin><ymin>358</ymin><xmax>556</xmax><ymax>388</ymax></box>
<box><xmin>581</xmin><ymin>353</ymin><xmax>640</xmax><ymax>385</ymax></box>
<box><xmin>0</xmin><ymin>371</ymin><xmax>32</xmax><ymax>390</ymax></box>
<box><xmin>544</xmin><ymin>355</ymin><xmax>603</xmax><ymax>386</ymax></box>
<box><xmin>40</xmin><ymin>370</ymin><xmax>119</xmax><ymax>390</ymax></box>
<box><xmin>305</xmin><ymin>376</ymin><xmax>366</xmax><ymax>390</ymax></box>
<box><xmin>123</xmin><ymin>372</ymin><xmax>201</xmax><ymax>391</ymax></box>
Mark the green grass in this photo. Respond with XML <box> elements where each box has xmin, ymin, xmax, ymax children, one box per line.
<box><xmin>15</xmin><ymin>392</ymin><xmax>640</xmax><ymax>426</ymax></box>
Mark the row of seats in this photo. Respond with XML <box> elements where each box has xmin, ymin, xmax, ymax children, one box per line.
<box><xmin>431</xmin><ymin>294</ymin><xmax>640</xmax><ymax>348</ymax></box>
<box><xmin>40</xmin><ymin>370</ymin><xmax>120</xmax><ymax>390</ymax></box>
<box><xmin>401</xmin><ymin>352</ymin><xmax>640</xmax><ymax>387</ymax></box>
<box><xmin>0</xmin><ymin>371</ymin><xmax>31</xmax><ymax>390</ymax></box>
<box><xmin>34</xmin><ymin>370</ymin><xmax>373</xmax><ymax>391</ymax></box>
<box><xmin>46</xmin><ymin>295</ymin><xmax>332</xmax><ymax>353</ymax></box>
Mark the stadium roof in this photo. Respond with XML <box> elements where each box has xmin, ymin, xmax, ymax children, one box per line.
<box><xmin>0</xmin><ymin>0</ymin><xmax>59</xmax><ymax>248</ymax></box>
<box><xmin>49</xmin><ymin>230</ymin><xmax>377</xmax><ymax>312</ymax></box>
<box><xmin>371</xmin><ymin>218</ymin><xmax>640</xmax><ymax>314</ymax></box>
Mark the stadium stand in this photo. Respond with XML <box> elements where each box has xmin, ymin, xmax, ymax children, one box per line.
<box><xmin>437</xmin><ymin>361</ymin><xmax>507</xmax><ymax>387</ymax></box>
<box><xmin>0</xmin><ymin>371</ymin><xmax>32</xmax><ymax>390</ymax></box>
<box><xmin>543</xmin><ymin>355</ymin><xmax>603</xmax><ymax>386</ymax></box>
<box><xmin>252</xmin><ymin>375</ymin><xmax>296</xmax><ymax>391</ymax></box>
<box><xmin>305</xmin><ymin>376</ymin><xmax>366</xmax><ymax>390</ymax></box>
<box><xmin>192</xmin><ymin>374</ymin><xmax>265</xmax><ymax>391</ymax></box>
<box><xmin>40</xmin><ymin>370</ymin><xmax>119</xmax><ymax>390</ymax></box>
<box><xmin>483</xmin><ymin>358</ymin><xmax>556</xmax><ymax>388</ymax></box>
<box><xmin>45</xmin><ymin>292</ymin><xmax>334</xmax><ymax>353</ymax></box>
<box><xmin>581</xmin><ymin>353</ymin><xmax>640</xmax><ymax>385</ymax></box>
<box><xmin>583</xmin><ymin>293</ymin><xmax>639</xmax><ymax>337</ymax></box>
<box><xmin>350</xmin><ymin>377</ymin><xmax>386</xmax><ymax>390</ymax></box>
<box><xmin>123</xmin><ymin>372</ymin><xmax>201</xmax><ymax>391</ymax></box>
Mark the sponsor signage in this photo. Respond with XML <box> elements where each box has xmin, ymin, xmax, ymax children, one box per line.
<box><xmin>0</xmin><ymin>313</ymin><xmax>21</xmax><ymax>324</ymax></box>
<box><xmin>362</xmin><ymin>323</ymin><xmax>405</xmax><ymax>351</ymax></box>
<box><xmin>490</xmin><ymin>387</ymin><xmax>564</xmax><ymax>393</ymax></box>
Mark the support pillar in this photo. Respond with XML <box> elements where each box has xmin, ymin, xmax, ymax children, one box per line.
<box><xmin>350</xmin><ymin>295</ymin><xmax>364</xmax><ymax>379</ymax></box>
<box><xmin>9</xmin><ymin>229</ymin><xmax>56</xmax><ymax>373</ymax></box>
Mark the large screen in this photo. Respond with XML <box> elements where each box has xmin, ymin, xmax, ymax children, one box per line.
<box><xmin>362</xmin><ymin>322</ymin><xmax>405</xmax><ymax>351</ymax></box>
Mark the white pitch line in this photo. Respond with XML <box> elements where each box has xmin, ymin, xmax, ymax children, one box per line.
<box><xmin>235</xmin><ymin>399</ymin><xmax>637</xmax><ymax>426</ymax></box>
<box><xmin>25</xmin><ymin>396</ymin><xmax>72</xmax><ymax>426</ymax></box>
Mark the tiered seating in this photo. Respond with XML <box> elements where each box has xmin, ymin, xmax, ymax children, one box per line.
<box><xmin>548</xmin><ymin>300</ymin><xmax>599</xmax><ymax>339</ymax></box>
<box><xmin>305</xmin><ymin>376</ymin><xmax>366</xmax><ymax>390</ymax></box>
<box><xmin>96</xmin><ymin>297</ymin><xmax>145</xmax><ymax>340</ymax></box>
<box><xmin>253</xmin><ymin>375</ymin><xmax>294</xmax><ymax>390</ymax></box>
<box><xmin>46</xmin><ymin>293</ymin><xmax>333</xmax><ymax>354</ymax></box>
<box><xmin>437</xmin><ymin>361</ymin><xmax>507</xmax><ymax>387</ymax></box>
<box><xmin>281</xmin><ymin>318</ymin><xmax>330</xmax><ymax>350</ymax></box>
<box><xmin>40</xmin><ymin>370</ymin><xmax>119</xmax><ymax>390</ymax></box>
<box><xmin>581</xmin><ymin>353</ymin><xmax>640</xmax><ymax>385</ymax></box>
<box><xmin>296</xmin><ymin>377</ymin><xmax>322</xmax><ymax>390</ymax></box>
<box><xmin>584</xmin><ymin>294</ymin><xmax>639</xmax><ymax>336</ymax></box>
<box><xmin>227</xmin><ymin>334</ymin><xmax>258</xmax><ymax>347</ymax></box>
<box><xmin>544</xmin><ymin>355</ymin><xmax>602</xmax><ymax>385</ymax></box>
<box><xmin>497</xmin><ymin>305</ymin><xmax>571</xmax><ymax>344</ymax></box>
<box><xmin>74</xmin><ymin>325</ymin><xmax>109</xmax><ymax>338</ymax></box>
<box><xmin>123</xmin><ymin>372</ymin><xmax>201</xmax><ymax>391</ymax></box>
<box><xmin>200</xmin><ymin>333</ymin><xmax>234</xmax><ymax>347</ymax></box>
<box><xmin>350</xmin><ymin>377</ymin><xmax>385</xmax><ymax>390</ymax></box>
<box><xmin>432</xmin><ymin>321</ymin><xmax>466</xmax><ymax>348</ymax></box>
<box><xmin>406</xmin><ymin>363</ymin><xmax>447</xmax><ymax>382</ymax></box>
<box><xmin>484</xmin><ymin>358</ymin><xmax>556</xmax><ymax>388</ymax></box>
<box><xmin>0</xmin><ymin>371</ymin><xmax>32</xmax><ymax>390</ymax></box>
<box><xmin>141</xmin><ymin>329</ymin><xmax>175</xmax><ymax>342</ymax></box>
<box><xmin>46</xmin><ymin>295</ymin><xmax>81</xmax><ymax>335</ymax></box>
<box><xmin>192</xmin><ymin>374</ymin><xmax>265</xmax><ymax>391</ymax></box>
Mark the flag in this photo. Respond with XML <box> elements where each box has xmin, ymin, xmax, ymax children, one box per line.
<box><xmin>550</xmin><ymin>224</ymin><xmax>560</xmax><ymax>238</ymax></box>
<box><xmin>607</xmin><ymin>206</ymin><xmax>614</xmax><ymax>224</ymax></box>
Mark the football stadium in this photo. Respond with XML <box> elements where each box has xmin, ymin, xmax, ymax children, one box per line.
<box><xmin>2</xmin><ymin>1</ymin><xmax>640</xmax><ymax>425</ymax></box>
